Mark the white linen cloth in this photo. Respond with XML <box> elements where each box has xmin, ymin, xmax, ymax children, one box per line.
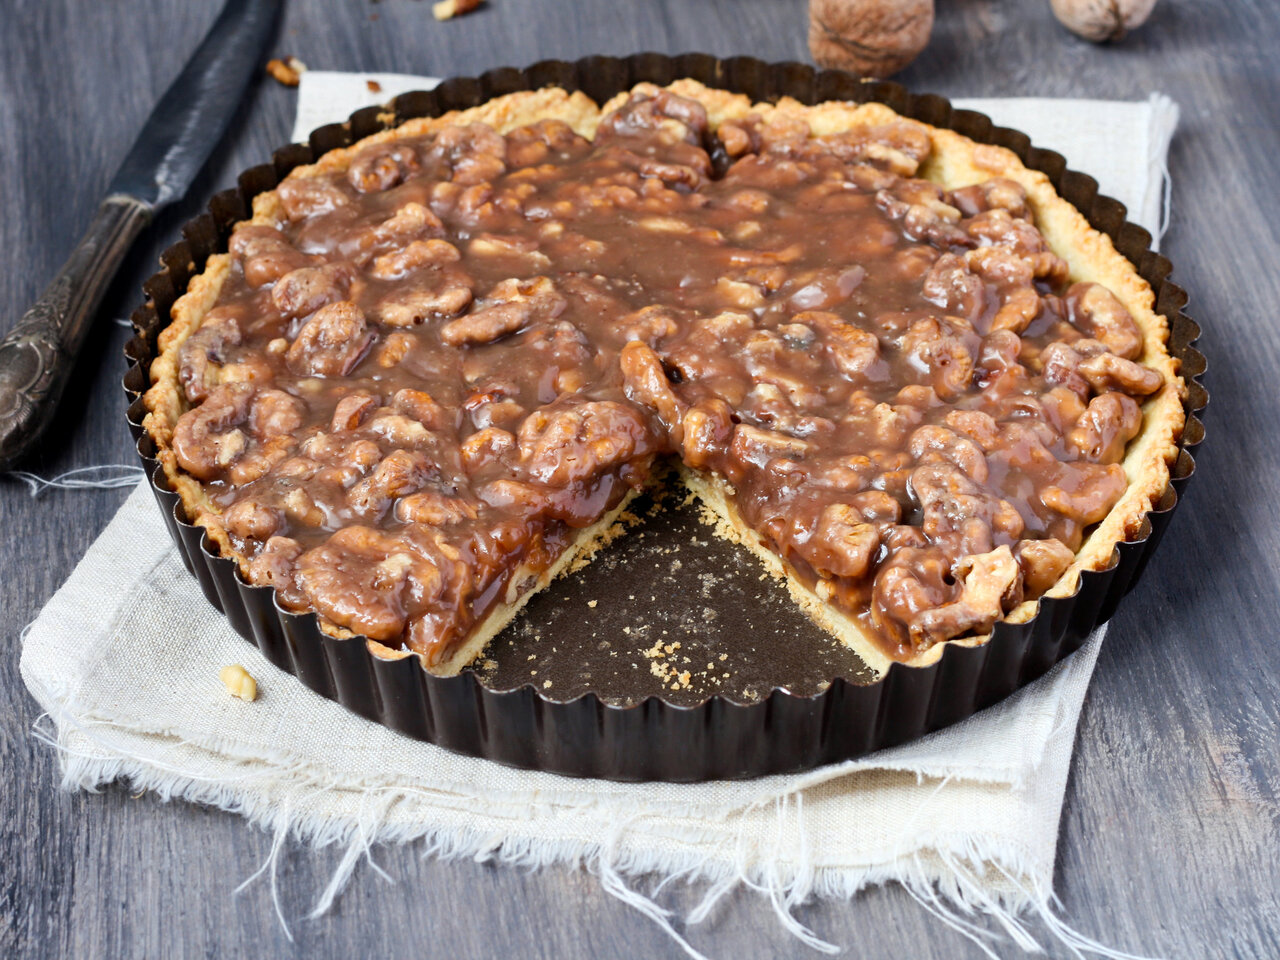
<box><xmin>20</xmin><ymin>75</ymin><xmax>1178</xmax><ymax>958</ymax></box>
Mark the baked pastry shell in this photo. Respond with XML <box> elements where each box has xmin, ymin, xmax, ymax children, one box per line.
<box><xmin>123</xmin><ymin>53</ymin><xmax>1207</xmax><ymax>781</ymax></box>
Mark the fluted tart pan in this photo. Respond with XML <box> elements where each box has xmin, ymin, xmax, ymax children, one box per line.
<box><xmin>123</xmin><ymin>53</ymin><xmax>1207</xmax><ymax>781</ymax></box>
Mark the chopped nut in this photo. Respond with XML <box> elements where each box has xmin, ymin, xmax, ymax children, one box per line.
<box><xmin>433</xmin><ymin>0</ymin><xmax>483</xmax><ymax>20</ymax></box>
<box><xmin>219</xmin><ymin>664</ymin><xmax>258</xmax><ymax>701</ymax></box>
<box><xmin>265</xmin><ymin>56</ymin><xmax>307</xmax><ymax>87</ymax></box>
<box><xmin>366</xmin><ymin>79</ymin><xmax>383</xmax><ymax>93</ymax></box>
<box><xmin>377</xmin><ymin>552</ymin><xmax>415</xmax><ymax>582</ymax></box>
<box><xmin>215</xmin><ymin>429</ymin><xmax>248</xmax><ymax>467</ymax></box>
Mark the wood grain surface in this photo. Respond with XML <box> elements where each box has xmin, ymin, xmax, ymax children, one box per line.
<box><xmin>2</xmin><ymin>1</ymin><xmax>1277</xmax><ymax>957</ymax></box>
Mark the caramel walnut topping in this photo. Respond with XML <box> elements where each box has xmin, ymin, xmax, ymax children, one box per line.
<box><xmin>169</xmin><ymin>87</ymin><xmax>1166</xmax><ymax>665</ymax></box>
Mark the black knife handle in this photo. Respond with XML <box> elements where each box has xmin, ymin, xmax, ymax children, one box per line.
<box><xmin>0</xmin><ymin>196</ymin><xmax>151</xmax><ymax>469</ymax></box>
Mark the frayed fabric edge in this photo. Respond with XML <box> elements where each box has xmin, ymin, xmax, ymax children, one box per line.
<box><xmin>37</xmin><ymin>709</ymin><xmax>1160</xmax><ymax>960</ymax></box>
<box><xmin>4</xmin><ymin>465</ymin><xmax>145</xmax><ymax>498</ymax></box>
<box><xmin>1143</xmin><ymin>93</ymin><xmax>1180</xmax><ymax>251</ymax></box>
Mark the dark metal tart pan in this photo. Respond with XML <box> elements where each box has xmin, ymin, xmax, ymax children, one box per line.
<box><xmin>122</xmin><ymin>53</ymin><xmax>1207</xmax><ymax>782</ymax></box>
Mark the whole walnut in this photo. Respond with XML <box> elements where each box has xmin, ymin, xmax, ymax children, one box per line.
<box><xmin>1050</xmin><ymin>0</ymin><xmax>1158</xmax><ymax>42</ymax></box>
<box><xmin>809</xmin><ymin>0</ymin><xmax>935</xmax><ymax>79</ymax></box>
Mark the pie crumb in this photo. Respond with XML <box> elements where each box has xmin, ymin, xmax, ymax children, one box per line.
<box><xmin>219</xmin><ymin>664</ymin><xmax>258</xmax><ymax>701</ymax></box>
<box><xmin>265</xmin><ymin>57</ymin><xmax>306</xmax><ymax>87</ymax></box>
<box><xmin>433</xmin><ymin>0</ymin><xmax>484</xmax><ymax>19</ymax></box>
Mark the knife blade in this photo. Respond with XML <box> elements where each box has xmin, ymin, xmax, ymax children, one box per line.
<box><xmin>0</xmin><ymin>0</ymin><xmax>283</xmax><ymax>470</ymax></box>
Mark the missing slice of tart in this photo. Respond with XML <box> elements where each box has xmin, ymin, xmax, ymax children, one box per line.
<box><xmin>142</xmin><ymin>79</ymin><xmax>1183</xmax><ymax>680</ymax></box>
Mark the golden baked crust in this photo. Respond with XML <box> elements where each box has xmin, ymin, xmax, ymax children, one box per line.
<box><xmin>143</xmin><ymin>79</ymin><xmax>1184</xmax><ymax>678</ymax></box>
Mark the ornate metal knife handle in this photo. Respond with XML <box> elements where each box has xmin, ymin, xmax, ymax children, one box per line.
<box><xmin>0</xmin><ymin>196</ymin><xmax>151</xmax><ymax>469</ymax></box>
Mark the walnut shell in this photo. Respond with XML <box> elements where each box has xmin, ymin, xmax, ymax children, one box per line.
<box><xmin>1050</xmin><ymin>0</ymin><xmax>1158</xmax><ymax>42</ymax></box>
<box><xmin>808</xmin><ymin>0</ymin><xmax>935</xmax><ymax>79</ymax></box>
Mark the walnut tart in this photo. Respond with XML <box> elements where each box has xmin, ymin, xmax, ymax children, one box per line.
<box><xmin>126</xmin><ymin>55</ymin><xmax>1203</xmax><ymax>780</ymax></box>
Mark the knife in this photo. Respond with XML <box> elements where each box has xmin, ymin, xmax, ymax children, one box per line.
<box><xmin>0</xmin><ymin>0</ymin><xmax>283</xmax><ymax>470</ymax></box>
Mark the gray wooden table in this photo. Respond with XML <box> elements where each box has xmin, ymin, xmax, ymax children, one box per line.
<box><xmin>3</xmin><ymin>1</ymin><xmax>1277</xmax><ymax>957</ymax></box>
